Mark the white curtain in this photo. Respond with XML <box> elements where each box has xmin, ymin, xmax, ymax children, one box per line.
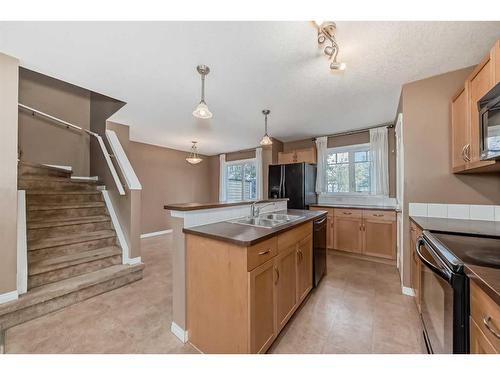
<box><xmin>255</xmin><ymin>147</ymin><xmax>263</xmax><ymax>200</ymax></box>
<box><xmin>369</xmin><ymin>127</ymin><xmax>389</xmax><ymax>196</ymax></box>
<box><xmin>219</xmin><ymin>154</ymin><xmax>227</xmax><ymax>201</ymax></box>
<box><xmin>315</xmin><ymin>136</ymin><xmax>328</xmax><ymax>194</ymax></box>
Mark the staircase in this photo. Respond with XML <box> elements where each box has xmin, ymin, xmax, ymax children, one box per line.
<box><xmin>0</xmin><ymin>162</ymin><xmax>144</xmax><ymax>331</ymax></box>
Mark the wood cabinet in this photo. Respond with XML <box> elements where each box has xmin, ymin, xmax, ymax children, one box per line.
<box><xmin>469</xmin><ymin>280</ymin><xmax>500</xmax><ymax>354</ymax></box>
<box><xmin>451</xmin><ymin>38</ymin><xmax>500</xmax><ymax>174</ymax></box>
<box><xmin>409</xmin><ymin>219</ymin><xmax>423</xmax><ymax>312</ymax></box>
<box><xmin>363</xmin><ymin>217</ymin><xmax>396</xmax><ymax>259</ymax></box>
<box><xmin>334</xmin><ymin>215</ymin><xmax>363</xmax><ymax>254</ymax></box>
<box><xmin>186</xmin><ymin>221</ymin><xmax>314</xmax><ymax>353</ymax></box>
<box><xmin>309</xmin><ymin>207</ymin><xmax>334</xmax><ymax>249</ymax></box>
<box><xmin>278</xmin><ymin>147</ymin><xmax>317</xmax><ymax>164</ymax></box>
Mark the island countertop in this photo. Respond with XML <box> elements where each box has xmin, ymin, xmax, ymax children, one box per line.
<box><xmin>183</xmin><ymin>209</ymin><xmax>327</xmax><ymax>246</ymax></box>
<box><xmin>164</xmin><ymin>198</ymin><xmax>289</xmax><ymax>211</ymax></box>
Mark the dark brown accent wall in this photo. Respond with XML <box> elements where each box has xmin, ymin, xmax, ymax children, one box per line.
<box><xmin>18</xmin><ymin>68</ymin><xmax>92</xmax><ymax>176</ymax></box>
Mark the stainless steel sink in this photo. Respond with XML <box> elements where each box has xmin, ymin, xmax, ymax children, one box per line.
<box><xmin>229</xmin><ymin>214</ymin><xmax>303</xmax><ymax>229</ymax></box>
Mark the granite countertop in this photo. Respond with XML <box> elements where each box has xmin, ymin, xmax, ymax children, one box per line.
<box><xmin>410</xmin><ymin>215</ymin><xmax>500</xmax><ymax>238</ymax></box>
<box><xmin>310</xmin><ymin>203</ymin><xmax>398</xmax><ymax>211</ymax></box>
<box><xmin>411</xmin><ymin>215</ymin><xmax>500</xmax><ymax>306</ymax></box>
<box><xmin>164</xmin><ymin>198</ymin><xmax>288</xmax><ymax>211</ymax></box>
<box><xmin>183</xmin><ymin>209</ymin><xmax>327</xmax><ymax>246</ymax></box>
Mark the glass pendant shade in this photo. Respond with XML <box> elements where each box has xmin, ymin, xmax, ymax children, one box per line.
<box><xmin>192</xmin><ymin>101</ymin><xmax>212</xmax><ymax>119</ymax></box>
<box><xmin>260</xmin><ymin>109</ymin><xmax>273</xmax><ymax>146</ymax></box>
<box><xmin>186</xmin><ymin>141</ymin><xmax>203</xmax><ymax>164</ymax></box>
<box><xmin>193</xmin><ymin>65</ymin><xmax>213</xmax><ymax>119</ymax></box>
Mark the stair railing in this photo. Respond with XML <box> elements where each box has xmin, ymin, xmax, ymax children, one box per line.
<box><xmin>18</xmin><ymin>103</ymin><xmax>125</xmax><ymax>195</ymax></box>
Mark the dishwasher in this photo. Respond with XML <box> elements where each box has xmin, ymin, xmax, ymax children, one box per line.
<box><xmin>312</xmin><ymin>215</ymin><xmax>327</xmax><ymax>287</ymax></box>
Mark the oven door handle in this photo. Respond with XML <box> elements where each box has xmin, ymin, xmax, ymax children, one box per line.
<box><xmin>416</xmin><ymin>237</ymin><xmax>452</xmax><ymax>282</ymax></box>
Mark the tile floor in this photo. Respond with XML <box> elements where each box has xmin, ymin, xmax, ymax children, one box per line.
<box><xmin>5</xmin><ymin>234</ymin><xmax>425</xmax><ymax>354</ymax></box>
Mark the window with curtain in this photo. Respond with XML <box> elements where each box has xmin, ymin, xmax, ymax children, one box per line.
<box><xmin>326</xmin><ymin>143</ymin><xmax>372</xmax><ymax>194</ymax></box>
<box><xmin>225</xmin><ymin>159</ymin><xmax>257</xmax><ymax>201</ymax></box>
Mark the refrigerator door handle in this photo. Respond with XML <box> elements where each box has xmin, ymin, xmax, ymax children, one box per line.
<box><xmin>279</xmin><ymin>165</ymin><xmax>283</xmax><ymax>198</ymax></box>
<box><xmin>283</xmin><ymin>165</ymin><xmax>286</xmax><ymax>197</ymax></box>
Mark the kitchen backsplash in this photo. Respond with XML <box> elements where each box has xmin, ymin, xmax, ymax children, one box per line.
<box><xmin>409</xmin><ymin>203</ymin><xmax>500</xmax><ymax>221</ymax></box>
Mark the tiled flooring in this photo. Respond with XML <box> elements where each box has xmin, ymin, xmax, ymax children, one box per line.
<box><xmin>6</xmin><ymin>234</ymin><xmax>425</xmax><ymax>354</ymax></box>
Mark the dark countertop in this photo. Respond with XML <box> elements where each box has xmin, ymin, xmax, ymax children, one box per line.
<box><xmin>164</xmin><ymin>198</ymin><xmax>288</xmax><ymax>211</ymax></box>
<box><xmin>410</xmin><ymin>215</ymin><xmax>500</xmax><ymax>238</ymax></box>
<box><xmin>183</xmin><ymin>209</ymin><xmax>327</xmax><ymax>246</ymax></box>
<box><xmin>411</xmin><ymin>215</ymin><xmax>500</xmax><ymax>306</ymax></box>
<box><xmin>310</xmin><ymin>203</ymin><xmax>398</xmax><ymax>211</ymax></box>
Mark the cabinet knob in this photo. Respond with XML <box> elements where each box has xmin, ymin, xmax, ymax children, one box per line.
<box><xmin>258</xmin><ymin>249</ymin><xmax>271</xmax><ymax>256</ymax></box>
<box><xmin>483</xmin><ymin>316</ymin><xmax>500</xmax><ymax>339</ymax></box>
<box><xmin>274</xmin><ymin>267</ymin><xmax>280</xmax><ymax>284</ymax></box>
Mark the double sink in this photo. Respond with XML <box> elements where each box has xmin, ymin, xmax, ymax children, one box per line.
<box><xmin>229</xmin><ymin>213</ymin><xmax>304</xmax><ymax>229</ymax></box>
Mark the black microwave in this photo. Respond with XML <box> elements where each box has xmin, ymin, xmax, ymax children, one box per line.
<box><xmin>479</xmin><ymin>82</ymin><xmax>500</xmax><ymax>160</ymax></box>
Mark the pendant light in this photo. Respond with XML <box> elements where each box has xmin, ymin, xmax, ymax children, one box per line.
<box><xmin>192</xmin><ymin>65</ymin><xmax>213</xmax><ymax>119</ymax></box>
<box><xmin>186</xmin><ymin>141</ymin><xmax>203</xmax><ymax>164</ymax></box>
<box><xmin>260</xmin><ymin>109</ymin><xmax>273</xmax><ymax>146</ymax></box>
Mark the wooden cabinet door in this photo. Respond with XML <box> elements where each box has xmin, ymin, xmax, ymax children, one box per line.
<box><xmin>469</xmin><ymin>54</ymin><xmax>494</xmax><ymax>165</ymax></box>
<box><xmin>276</xmin><ymin>245</ymin><xmax>297</xmax><ymax>331</ymax></box>
<box><xmin>327</xmin><ymin>214</ymin><xmax>334</xmax><ymax>249</ymax></box>
<box><xmin>249</xmin><ymin>257</ymin><xmax>277</xmax><ymax>354</ymax></box>
<box><xmin>451</xmin><ymin>86</ymin><xmax>470</xmax><ymax>172</ymax></box>
<box><xmin>493</xmin><ymin>40</ymin><xmax>500</xmax><ymax>85</ymax></box>
<box><xmin>296</xmin><ymin>234</ymin><xmax>313</xmax><ymax>304</ymax></box>
<box><xmin>278</xmin><ymin>151</ymin><xmax>295</xmax><ymax>164</ymax></box>
<box><xmin>363</xmin><ymin>219</ymin><xmax>396</xmax><ymax>259</ymax></box>
<box><xmin>295</xmin><ymin>147</ymin><xmax>317</xmax><ymax>164</ymax></box>
<box><xmin>470</xmin><ymin>317</ymin><xmax>498</xmax><ymax>354</ymax></box>
<box><xmin>333</xmin><ymin>217</ymin><xmax>363</xmax><ymax>253</ymax></box>
<box><xmin>410</xmin><ymin>222</ymin><xmax>422</xmax><ymax>312</ymax></box>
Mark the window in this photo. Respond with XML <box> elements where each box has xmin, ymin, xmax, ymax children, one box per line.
<box><xmin>326</xmin><ymin>143</ymin><xmax>371</xmax><ymax>194</ymax></box>
<box><xmin>225</xmin><ymin>159</ymin><xmax>257</xmax><ymax>201</ymax></box>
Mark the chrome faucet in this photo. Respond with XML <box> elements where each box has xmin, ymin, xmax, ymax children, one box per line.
<box><xmin>250</xmin><ymin>202</ymin><xmax>276</xmax><ymax>218</ymax></box>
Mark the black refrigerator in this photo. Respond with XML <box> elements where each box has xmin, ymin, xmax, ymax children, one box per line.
<box><xmin>268</xmin><ymin>162</ymin><xmax>317</xmax><ymax>209</ymax></box>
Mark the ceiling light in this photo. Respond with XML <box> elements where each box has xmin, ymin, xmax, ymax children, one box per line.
<box><xmin>186</xmin><ymin>141</ymin><xmax>203</xmax><ymax>164</ymax></box>
<box><xmin>315</xmin><ymin>21</ymin><xmax>346</xmax><ymax>72</ymax></box>
<box><xmin>260</xmin><ymin>109</ymin><xmax>273</xmax><ymax>146</ymax></box>
<box><xmin>193</xmin><ymin>65</ymin><xmax>212</xmax><ymax>119</ymax></box>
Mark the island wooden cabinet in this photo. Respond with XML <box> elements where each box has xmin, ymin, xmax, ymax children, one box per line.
<box><xmin>186</xmin><ymin>221</ymin><xmax>314</xmax><ymax>354</ymax></box>
<box><xmin>278</xmin><ymin>147</ymin><xmax>317</xmax><ymax>164</ymax></box>
<box><xmin>451</xmin><ymin>38</ymin><xmax>500</xmax><ymax>174</ymax></box>
<box><xmin>469</xmin><ymin>280</ymin><xmax>500</xmax><ymax>354</ymax></box>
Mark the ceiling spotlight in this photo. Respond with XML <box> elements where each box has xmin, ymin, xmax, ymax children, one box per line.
<box><xmin>193</xmin><ymin>65</ymin><xmax>213</xmax><ymax>119</ymax></box>
<box><xmin>314</xmin><ymin>21</ymin><xmax>346</xmax><ymax>71</ymax></box>
<box><xmin>260</xmin><ymin>110</ymin><xmax>273</xmax><ymax>146</ymax></box>
<box><xmin>186</xmin><ymin>141</ymin><xmax>203</xmax><ymax>164</ymax></box>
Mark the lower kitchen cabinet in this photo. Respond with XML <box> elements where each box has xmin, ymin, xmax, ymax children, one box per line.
<box><xmin>470</xmin><ymin>317</ymin><xmax>497</xmax><ymax>354</ymax></box>
<box><xmin>249</xmin><ymin>258</ymin><xmax>277</xmax><ymax>354</ymax></box>
<box><xmin>334</xmin><ymin>216</ymin><xmax>363</xmax><ymax>253</ymax></box>
<box><xmin>186</xmin><ymin>221</ymin><xmax>315</xmax><ymax>353</ymax></box>
<box><xmin>363</xmin><ymin>218</ymin><xmax>396</xmax><ymax>259</ymax></box>
<box><xmin>410</xmin><ymin>220</ymin><xmax>423</xmax><ymax>312</ymax></box>
<box><xmin>469</xmin><ymin>280</ymin><xmax>500</xmax><ymax>354</ymax></box>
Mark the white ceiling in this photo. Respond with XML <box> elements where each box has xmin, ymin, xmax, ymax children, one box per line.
<box><xmin>1</xmin><ymin>21</ymin><xmax>499</xmax><ymax>155</ymax></box>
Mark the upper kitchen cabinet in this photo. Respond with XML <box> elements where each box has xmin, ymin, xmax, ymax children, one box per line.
<box><xmin>278</xmin><ymin>147</ymin><xmax>317</xmax><ymax>164</ymax></box>
<box><xmin>451</xmin><ymin>39</ymin><xmax>500</xmax><ymax>174</ymax></box>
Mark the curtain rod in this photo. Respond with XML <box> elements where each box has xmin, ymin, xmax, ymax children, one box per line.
<box><xmin>313</xmin><ymin>122</ymin><xmax>394</xmax><ymax>141</ymax></box>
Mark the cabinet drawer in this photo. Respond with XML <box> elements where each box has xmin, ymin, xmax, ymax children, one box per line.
<box><xmin>247</xmin><ymin>237</ymin><xmax>278</xmax><ymax>271</ymax></box>
<box><xmin>334</xmin><ymin>208</ymin><xmax>362</xmax><ymax>219</ymax></box>
<box><xmin>277</xmin><ymin>222</ymin><xmax>311</xmax><ymax>251</ymax></box>
<box><xmin>470</xmin><ymin>281</ymin><xmax>500</xmax><ymax>352</ymax></box>
<box><xmin>363</xmin><ymin>210</ymin><xmax>396</xmax><ymax>221</ymax></box>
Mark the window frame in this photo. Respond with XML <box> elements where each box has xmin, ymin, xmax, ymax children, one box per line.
<box><xmin>224</xmin><ymin>157</ymin><xmax>258</xmax><ymax>202</ymax></box>
<box><xmin>324</xmin><ymin>143</ymin><xmax>372</xmax><ymax>196</ymax></box>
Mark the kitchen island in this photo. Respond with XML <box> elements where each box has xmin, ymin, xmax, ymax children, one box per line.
<box><xmin>183</xmin><ymin>208</ymin><xmax>326</xmax><ymax>353</ymax></box>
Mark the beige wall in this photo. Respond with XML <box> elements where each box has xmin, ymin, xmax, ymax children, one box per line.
<box><xmin>400</xmin><ymin>66</ymin><xmax>500</xmax><ymax>287</ymax></box>
<box><xmin>128</xmin><ymin>141</ymin><xmax>217</xmax><ymax>234</ymax></box>
<box><xmin>18</xmin><ymin>68</ymin><xmax>92</xmax><ymax>176</ymax></box>
<box><xmin>0</xmin><ymin>53</ymin><xmax>19</xmax><ymax>295</ymax></box>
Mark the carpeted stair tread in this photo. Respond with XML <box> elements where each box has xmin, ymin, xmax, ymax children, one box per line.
<box><xmin>28</xmin><ymin>202</ymin><xmax>105</xmax><ymax>211</ymax></box>
<box><xmin>27</xmin><ymin>215</ymin><xmax>111</xmax><ymax>229</ymax></box>
<box><xmin>28</xmin><ymin>230</ymin><xmax>117</xmax><ymax>251</ymax></box>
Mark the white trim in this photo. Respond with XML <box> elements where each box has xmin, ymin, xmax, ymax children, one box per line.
<box><xmin>42</xmin><ymin>164</ymin><xmax>72</xmax><ymax>172</ymax></box>
<box><xmin>101</xmin><ymin>189</ymin><xmax>132</xmax><ymax>264</ymax></box>
<box><xmin>402</xmin><ymin>286</ymin><xmax>415</xmax><ymax>297</ymax></box>
<box><xmin>170</xmin><ymin>321</ymin><xmax>189</xmax><ymax>343</ymax></box>
<box><xmin>0</xmin><ymin>290</ymin><xmax>18</xmax><ymax>304</ymax></box>
<box><xmin>224</xmin><ymin>157</ymin><xmax>256</xmax><ymax>166</ymax></box>
<box><xmin>96</xmin><ymin>134</ymin><xmax>125</xmax><ymax>195</ymax></box>
<box><xmin>105</xmin><ymin>129</ymin><xmax>142</xmax><ymax>190</ymax></box>
<box><xmin>126</xmin><ymin>257</ymin><xmax>142</xmax><ymax>266</ymax></box>
<box><xmin>71</xmin><ymin>176</ymin><xmax>99</xmax><ymax>181</ymax></box>
<box><xmin>16</xmin><ymin>191</ymin><xmax>27</xmax><ymax>295</ymax></box>
<box><xmin>328</xmin><ymin>142</ymin><xmax>370</xmax><ymax>154</ymax></box>
<box><xmin>140</xmin><ymin>229</ymin><xmax>172</xmax><ymax>238</ymax></box>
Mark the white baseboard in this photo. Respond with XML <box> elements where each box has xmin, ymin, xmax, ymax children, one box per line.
<box><xmin>171</xmin><ymin>321</ymin><xmax>189</xmax><ymax>343</ymax></box>
<box><xmin>0</xmin><ymin>290</ymin><xmax>18</xmax><ymax>304</ymax></box>
<box><xmin>402</xmin><ymin>286</ymin><xmax>415</xmax><ymax>297</ymax></box>
<box><xmin>140</xmin><ymin>229</ymin><xmax>172</xmax><ymax>239</ymax></box>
